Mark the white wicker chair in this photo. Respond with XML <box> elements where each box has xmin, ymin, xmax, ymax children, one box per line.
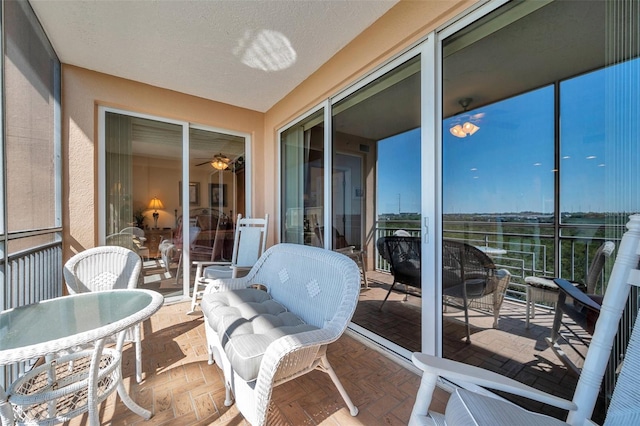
<box><xmin>120</xmin><ymin>226</ymin><xmax>150</xmax><ymax>260</ymax></box>
<box><xmin>200</xmin><ymin>243</ymin><xmax>360</xmax><ymax>425</ymax></box>
<box><xmin>188</xmin><ymin>214</ymin><xmax>268</xmax><ymax>314</ymax></box>
<box><xmin>409</xmin><ymin>214</ymin><xmax>640</xmax><ymax>426</ymax></box>
<box><xmin>63</xmin><ymin>246</ymin><xmax>145</xmax><ymax>383</ymax></box>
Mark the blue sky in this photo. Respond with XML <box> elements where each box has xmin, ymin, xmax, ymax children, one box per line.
<box><xmin>377</xmin><ymin>128</ymin><xmax>421</xmax><ymax>214</ymax></box>
<box><xmin>377</xmin><ymin>58</ymin><xmax>639</xmax><ymax>215</ymax></box>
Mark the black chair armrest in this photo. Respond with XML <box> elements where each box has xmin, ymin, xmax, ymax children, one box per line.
<box><xmin>553</xmin><ymin>278</ymin><xmax>601</xmax><ymax>312</ymax></box>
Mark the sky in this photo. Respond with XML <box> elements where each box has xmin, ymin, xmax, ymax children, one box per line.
<box><xmin>377</xmin><ymin>58</ymin><xmax>639</xmax><ymax>216</ymax></box>
<box><xmin>377</xmin><ymin>128</ymin><xmax>421</xmax><ymax>214</ymax></box>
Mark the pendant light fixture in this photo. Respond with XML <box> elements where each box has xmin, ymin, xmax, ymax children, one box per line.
<box><xmin>450</xmin><ymin>98</ymin><xmax>481</xmax><ymax>138</ymax></box>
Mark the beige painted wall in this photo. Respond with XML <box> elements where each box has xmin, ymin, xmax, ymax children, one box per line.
<box><xmin>62</xmin><ymin>66</ymin><xmax>264</xmax><ymax>259</ymax></box>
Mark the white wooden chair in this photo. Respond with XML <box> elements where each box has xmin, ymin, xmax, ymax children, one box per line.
<box><xmin>409</xmin><ymin>214</ymin><xmax>640</xmax><ymax>426</ymax></box>
<box><xmin>174</xmin><ymin>226</ymin><xmax>201</xmax><ymax>283</ymax></box>
<box><xmin>63</xmin><ymin>246</ymin><xmax>145</xmax><ymax>383</ymax></box>
<box><xmin>188</xmin><ymin>213</ymin><xmax>268</xmax><ymax>314</ymax></box>
<box><xmin>199</xmin><ymin>243</ymin><xmax>360</xmax><ymax>425</ymax></box>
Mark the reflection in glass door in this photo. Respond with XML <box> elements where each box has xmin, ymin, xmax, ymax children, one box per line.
<box><xmin>104</xmin><ymin>111</ymin><xmax>183</xmax><ymax>299</ymax></box>
<box><xmin>103</xmin><ymin>111</ymin><xmax>247</xmax><ymax>301</ymax></box>
<box><xmin>281</xmin><ymin>108</ymin><xmax>325</xmax><ymax>247</ymax></box>
<box><xmin>188</xmin><ymin>128</ymin><xmax>246</xmax><ymax>298</ymax></box>
<box><xmin>332</xmin><ymin>55</ymin><xmax>421</xmax><ymax>354</ymax></box>
<box><xmin>439</xmin><ymin>1</ymin><xmax>639</xmax><ymax>421</ymax></box>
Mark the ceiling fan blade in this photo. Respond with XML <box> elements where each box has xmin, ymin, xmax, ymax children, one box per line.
<box><xmin>195</xmin><ymin>161</ymin><xmax>211</xmax><ymax>167</ymax></box>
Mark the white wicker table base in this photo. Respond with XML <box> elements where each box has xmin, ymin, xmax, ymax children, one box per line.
<box><xmin>0</xmin><ymin>290</ymin><xmax>163</xmax><ymax>426</ymax></box>
<box><xmin>6</xmin><ymin>339</ymin><xmax>150</xmax><ymax>426</ymax></box>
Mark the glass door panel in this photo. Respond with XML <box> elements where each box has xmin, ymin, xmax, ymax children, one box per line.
<box><xmin>439</xmin><ymin>0</ymin><xmax>639</xmax><ymax>421</ymax></box>
<box><xmin>105</xmin><ymin>112</ymin><xmax>182</xmax><ymax>297</ymax></box>
<box><xmin>333</xmin><ymin>55</ymin><xmax>421</xmax><ymax>353</ymax></box>
<box><xmin>281</xmin><ymin>109</ymin><xmax>325</xmax><ymax>247</ymax></box>
<box><xmin>188</xmin><ymin>128</ymin><xmax>245</xmax><ymax>296</ymax></box>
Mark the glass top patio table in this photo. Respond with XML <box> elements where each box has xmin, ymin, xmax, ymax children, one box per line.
<box><xmin>0</xmin><ymin>289</ymin><xmax>163</xmax><ymax>365</ymax></box>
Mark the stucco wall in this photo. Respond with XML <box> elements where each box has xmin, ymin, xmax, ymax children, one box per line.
<box><xmin>62</xmin><ymin>66</ymin><xmax>264</xmax><ymax>258</ymax></box>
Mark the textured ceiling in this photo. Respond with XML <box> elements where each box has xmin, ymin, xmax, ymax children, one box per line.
<box><xmin>29</xmin><ymin>0</ymin><xmax>399</xmax><ymax>112</ymax></box>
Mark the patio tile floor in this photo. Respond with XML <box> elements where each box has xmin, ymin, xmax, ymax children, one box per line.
<box><xmin>123</xmin><ymin>261</ymin><xmax>602</xmax><ymax>425</ymax></box>
<box><xmin>66</xmin><ymin>300</ymin><xmax>449</xmax><ymax>425</ymax></box>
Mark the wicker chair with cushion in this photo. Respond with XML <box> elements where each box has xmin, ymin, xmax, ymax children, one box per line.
<box><xmin>408</xmin><ymin>214</ymin><xmax>640</xmax><ymax>426</ymax></box>
<box><xmin>442</xmin><ymin>239</ymin><xmax>511</xmax><ymax>342</ymax></box>
<box><xmin>314</xmin><ymin>222</ymin><xmax>368</xmax><ymax>288</ymax></box>
<box><xmin>199</xmin><ymin>243</ymin><xmax>360</xmax><ymax>426</ymax></box>
<box><xmin>376</xmin><ymin>236</ymin><xmax>422</xmax><ymax>309</ymax></box>
<box><xmin>376</xmin><ymin>237</ymin><xmax>510</xmax><ymax>335</ymax></box>
<box><xmin>525</xmin><ymin>241</ymin><xmax>615</xmax><ymax>328</ymax></box>
<box><xmin>63</xmin><ymin>245</ymin><xmax>145</xmax><ymax>383</ymax></box>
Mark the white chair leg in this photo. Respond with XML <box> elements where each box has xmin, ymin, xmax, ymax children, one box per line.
<box><xmin>320</xmin><ymin>354</ymin><xmax>358</xmax><ymax>416</ymax></box>
<box><xmin>0</xmin><ymin>386</ymin><xmax>15</xmax><ymax>425</ymax></box>
<box><xmin>408</xmin><ymin>367</ymin><xmax>438</xmax><ymax>426</ymax></box>
<box><xmin>492</xmin><ymin>291</ymin><xmax>500</xmax><ymax>328</ymax></box>
<box><xmin>134</xmin><ymin>323</ymin><xmax>142</xmax><ymax>383</ymax></box>
<box><xmin>224</xmin><ymin>385</ymin><xmax>233</xmax><ymax>406</ymax></box>
<box><xmin>175</xmin><ymin>253</ymin><xmax>183</xmax><ymax>284</ymax></box>
<box><xmin>187</xmin><ymin>263</ymin><xmax>204</xmax><ymax>314</ymax></box>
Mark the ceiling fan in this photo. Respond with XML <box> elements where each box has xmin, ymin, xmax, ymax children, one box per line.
<box><xmin>195</xmin><ymin>153</ymin><xmax>244</xmax><ymax>171</ymax></box>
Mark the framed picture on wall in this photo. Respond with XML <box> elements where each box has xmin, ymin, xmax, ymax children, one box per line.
<box><xmin>209</xmin><ymin>183</ymin><xmax>227</xmax><ymax>207</ymax></box>
<box><xmin>179</xmin><ymin>181</ymin><xmax>200</xmax><ymax>206</ymax></box>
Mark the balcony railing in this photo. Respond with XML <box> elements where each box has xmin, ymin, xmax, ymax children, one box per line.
<box><xmin>373</xmin><ymin>218</ymin><xmax>629</xmax><ymax>407</ymax></box>
<box><xmin>374</xmin><ymin>219</ymin><xmax>622</xmax><ymax>300</ymax></box>
<box><xmin>1</xmin><ymin>239</ymin><xmax>63</xmax><ymax>392</ymax></box>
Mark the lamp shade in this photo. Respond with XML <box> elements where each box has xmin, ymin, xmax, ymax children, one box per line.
<box><xmin>148</xmin><ymin>197</ymin><xmax>164</xmax><ymax>211</ymax></box>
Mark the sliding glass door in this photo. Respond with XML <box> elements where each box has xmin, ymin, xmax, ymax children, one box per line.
<box><xmin>101</xmin><ymin>109</ymin><xmax>247</xmax><ymax>302</ymax></box>
<box><xmin>281</xmin><ymin>108</ymin><xmax>325</xmax><ymax>246</ymax></box>
<box><xmin>280</xmin><ymin>53</ymin><xmax>424</xmax><ymax>357</ymax></box>
<box><xmin>438</xmin><ymin>0</ymin><xmax>640</xmax><ymax>420</ymax></box>
<box><xmin>332</xmin><ymin>55</ymin><xmax>422</xmax><ymax>354</ymax></box>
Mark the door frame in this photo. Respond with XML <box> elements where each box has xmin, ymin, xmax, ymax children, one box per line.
<box><xmin>98</xmin><ymin>106</ymin><xmax>251</xmax><ymax>302</ymax></box>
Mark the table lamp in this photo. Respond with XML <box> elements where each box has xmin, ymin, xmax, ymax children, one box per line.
<box><xmin>148</xmin><ymin>197</ymin><xmax>164</xmax><ymax>229</ymax></box>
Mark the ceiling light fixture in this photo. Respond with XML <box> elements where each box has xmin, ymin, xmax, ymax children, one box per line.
<box><xmin>211</xmin><ymin>153</ymin><xmax>231</xmax><ymax>170</ymax></box>
<box><xmin>450</xmin><ymin>98</ymin><xmax>481</xmax><ymax>138</ymax></box>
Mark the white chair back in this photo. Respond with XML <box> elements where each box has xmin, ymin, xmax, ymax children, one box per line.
<box><xmin>570</xmin><ymin>215</ymin><xmax>640</xmax><ymax>424</ymax></box>
<box><xmin>187</xmin><ymin>226</ymin><xmax>201</xmax><ymax>248</ymax></box>
<box><xmin>119</xmin><ymin>226</ymin><xmax>145</xmax><ymax>240</ymax></box>
<box><xmin>231</xmin><ymin>214</ymin><xmax>269</xmax><ymax>268</ymax></box>
<box><xmin>62</xmin><ymin>245</ymin><xmax>145</xmax><ymax>383</ymax></box>
<box><xmin>63</xmin><ymin>245</ymin><xmax>142</xmax><ymax>294</ymax></box>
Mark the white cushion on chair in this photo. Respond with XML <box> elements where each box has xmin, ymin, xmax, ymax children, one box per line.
<box><xmin>201</xmin><ymin>288</ymin><xmax>318</xmax><ymax>382</ymax></box>
<box><xmin>445</xmin><ymin>388</ymin><xmax>567</xmax><ymax>426</ymax></box>
<box><xmin>524</xmin><ymin>276</ymin><xmax>558</xmax><ymax>290</ymax></box>
<box><xmin>203</xmin><ymin>264</ymin><xmax>234</xmax><ymax>280</ymax></box>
